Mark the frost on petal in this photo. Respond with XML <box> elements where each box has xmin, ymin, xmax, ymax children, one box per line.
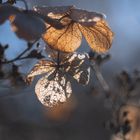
<box><xmin>35</xmin><ymin>72</ymin><xmax>72</xmax><ymax>107</ymax></box>
<box><xmin>33</xmin><ymin>5</ymin><xmax>74</xmax><ymax>20</ymax></box>
<box><xmin>70</xmin><ymin>8</ymin><xmax>104</xmax><ymax>26</ymax></box>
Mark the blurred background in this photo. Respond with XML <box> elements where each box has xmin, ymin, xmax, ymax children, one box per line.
<box><xmin>0</xmin><ymin>0</ymin><xmax>140</xmax><ymax>140</ymax></box>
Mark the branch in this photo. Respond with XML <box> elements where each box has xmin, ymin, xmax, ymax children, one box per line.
<box><xmin>1</xmin><ymin>42</ymin><xmax>33</xmax><ymax>64</ymax></box>
<box><xmin>90</xmin><ymin>62</ymin><xmax>110</xmax><ymax>97</ymax></box>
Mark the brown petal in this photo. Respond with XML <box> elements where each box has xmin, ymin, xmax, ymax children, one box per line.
<box><xmin>9</xmin><ymin>12</ymin><xmax>47</xmax><ymax>42</ymax></box>
<box><xmin>70</xmin><ymin>8</ymin><xmax>104</xmax><ymax>26</ymax></box>
<box><xmin>43</xmin><ymin>23</ymin><xmax>82</xmax><ymax>53</ymax></box>
<box><xmin>33</xmin><ymin>5</ymin><xmax>74</xmax><ymax>19</ymax></box>
<box><xmin>26</xmin><ymin>60</ymin><xmax>54</xmax><ymax>84</ymax></box>
<box><xmin>0</xmin><ymin>4</ymin><xmax>19</xmax><ymax>24</ymax></box>
<box><xmin>79</xmin><ymin>20</ymin><xmax>114</xmax><ymax>53</ymax></box>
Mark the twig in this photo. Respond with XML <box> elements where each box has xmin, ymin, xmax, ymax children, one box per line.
<box><xmin>16</xmin><ymin>0</ymin><xmax>28</xmax><ymax>10</ymax></box>
<box><xmin>1</xmin><ymin>42</ymin><xmax>34</xmax><ymax>64</ymax></box>
<box><xmin>90</xmin><ymin>62</ymin><xmax>110</xmax><ymax>96</ymax></box>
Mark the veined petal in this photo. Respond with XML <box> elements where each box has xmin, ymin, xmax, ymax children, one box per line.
<box><xmin>35</xmin><ymin>72</ymin><xmax>72</xmax><ymax>107</ymax></box>
<box><xmin>26</xmin><ymin>60</ymin><xmax>54</xmax><ymax>84</ymax></box>
<box><xmin>78</xmin><ymin>20</ymin><xmax>114</xmax><ymax>53</ymax></box>
<box><xmin>43</xmin><ymin>23</ymin><xmax>82</xmax><ymax>52</ymax></box>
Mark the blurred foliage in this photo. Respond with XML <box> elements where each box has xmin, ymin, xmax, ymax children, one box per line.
<box><xmin>0</xmin><ymin>42</ymin><xmax>45</xmax><ymax>87</ymax></box>
<box><xmin>0</xmin><ymin>0</ymin><xmax>16</xmax><ymax>4</ymax></box>
<box><xmin>5</xmin><ymin>0</ymin><xmax>16</xmax><ymax>4</ymax></box>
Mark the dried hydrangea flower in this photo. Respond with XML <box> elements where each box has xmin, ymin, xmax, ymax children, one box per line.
<box><xmin>34</xmin><ymin>5</ymin><xmax>114</xmax><ymax>53</ymax></box>
<box><xmin>26</xmin><ymin>52</ymin><xmax>90</xmax><ymax>107</ymax></box>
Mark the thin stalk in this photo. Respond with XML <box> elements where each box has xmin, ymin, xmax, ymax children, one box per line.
<box><xmin>90</xmin><ymin>62</ymin><xmax>110</xmax><ymax>96</ymax></box>
<box><xmin>16</xmin><ymin>0</ymin><xmax>28</xmax><ymax>10</ymax></box>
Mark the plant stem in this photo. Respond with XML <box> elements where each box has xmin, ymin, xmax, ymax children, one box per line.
<box><xmin>90</xmin><ymin>62</ymin><xmax>110</xmax><ymax>96</ymax></box>
<box><xmin>2</xmin><ymin>42</ymin><xmax>34</xmax><ymax>64</ymax></box>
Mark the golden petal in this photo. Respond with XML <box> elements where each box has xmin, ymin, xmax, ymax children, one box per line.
<box><xmin>26</xmin><ymin>60</ymin><xmax>54</xmax><ymax>84</ymax></box>
<box><xmin>78</xmin><ymin>19</ymin><xmax>114</xmax><ymax>53</ymax></box>
<box><xmin>43</xmin><ymin>23</ymin><xmax>82</xmax><ymax>53</ymax></box>
<box><xmin>35</xmin><ymin>72</ymin><xmax>72</xmax><ymax>107</ymax></box>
